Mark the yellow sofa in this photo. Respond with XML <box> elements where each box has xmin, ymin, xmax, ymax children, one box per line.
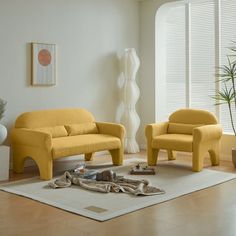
<box><xmin>145</xmin><ymin>109</ymin><xmax>222</xmax><ymax>171</ymax></box>
<box><xmin>11</xmin><ymin>108</ymin><xmax>125</xmax><ymax>180</ymax></box>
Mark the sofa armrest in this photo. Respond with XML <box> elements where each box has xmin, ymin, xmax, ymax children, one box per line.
<box><xmin>11</xmin><ymin>128</ymin><xmax>52</xmax><ymax>151</ymax></box>
<box><xmin>193</xmin><ymin>124</ymin><xmax>222</xmax><ymax>143</ymax></box>
<box><xmin>96</xmin><ymin>122</ymin><xmax>125</xmax><ymax>139</ymax></box>
<box><xmin>145</xmin><ymin>122</ymin><xmax>169</xmax><ymax>140</ymax></box>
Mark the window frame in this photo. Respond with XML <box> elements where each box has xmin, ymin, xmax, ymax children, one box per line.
<box><xmin>155</xmin><ymin>0</ymin><xmax>236</xmax><ymax>134</ymax></box>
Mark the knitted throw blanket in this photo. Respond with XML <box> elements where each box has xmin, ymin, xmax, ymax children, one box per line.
<box><xmin>48</xmin><ymin>171</ymin><xmax>165</xmax><ymax>196</ymax></box>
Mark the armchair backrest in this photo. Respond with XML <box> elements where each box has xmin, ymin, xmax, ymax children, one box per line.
<box><xmin>169</xmin><ymin>109</ymin><xmax>218</xmax><ymax>124</ymax></box>
<box><xmin>15</xmin><ymin>108</ymin><xmax>95</xmax><ymax>129</ymax></box>
<box><xmin>167</xmin><ymin>109</ymin><xmax>218</xmax><ymax>135</ymax></box>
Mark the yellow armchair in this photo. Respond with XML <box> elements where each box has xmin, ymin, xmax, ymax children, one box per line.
<box><xmin>145</xmin><ymin>109</ymin><xmax>222</xmax><ymax>171</ymax></box>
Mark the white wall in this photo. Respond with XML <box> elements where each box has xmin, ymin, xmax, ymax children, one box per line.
<box><xmin>0</xmin><ymin>0</ymin><xmax>139</xmax><ymax>139</ymax></box>
<box><xmin>138</xmin><ymin>0</ymin><xmax>175</xmax><ymax>148</ymax></box>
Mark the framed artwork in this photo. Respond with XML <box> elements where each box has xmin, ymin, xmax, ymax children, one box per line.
<box><xmin>31</xmin><ymin>42</ymin><xmax>56</xmax><ymax>86</ymax></box>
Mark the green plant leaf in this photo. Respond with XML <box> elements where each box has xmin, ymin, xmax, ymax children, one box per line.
<box><xmin>213</xmin><ymin>41</ymin><xmax>236</xmax><ymax>135</ymax></box>
<box><xmin>0</xmin><ymin>98</ymin><xmax>7</xmax><ymax>121</ymax></box>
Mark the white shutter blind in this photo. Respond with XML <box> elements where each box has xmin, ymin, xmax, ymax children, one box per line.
<box><xmin>190</xmin><ymin>1</ymin><xmax>216</xmax><ymax>113</ymax></box>
<box><xmin>164</xmin><ymin>6</ymin><xmax>186</xmax><ymax>121</ymax></box>
<box><xmin>220</xmin><ymin>0</ymin><xmax>236</xmax><ymax>133</ymax></box>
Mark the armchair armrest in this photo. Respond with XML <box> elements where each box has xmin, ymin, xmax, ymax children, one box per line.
<box><xmin>193</xmin><ymin>124</ymin><xmax>222</xmax><ymax>143</ymax></box>
<box><xmin>145</xmin><ymin>122</ymin><xmax>169</xmax><ymax>140</ymax></box>
<box><xmin>11</xmin><ymin>128</ymin><xmax>52</xmax><ymax>151</ymax></box>
<box><xmin>96</xmin><ymin>122</ymin><xmax>125</xmax><ymax>139</ymax></box>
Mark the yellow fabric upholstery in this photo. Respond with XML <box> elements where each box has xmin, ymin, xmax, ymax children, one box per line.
<box><xmin>145</xmin><ymin>109</ymin><xmax>222</xmax><ymax>171</ymax></box>
<box><xmin>11</xmin><ymin>128</ymin><xmax>52</xmax><ymax>150</ymax></box>
<box><xmin>169</xmin><ymin>108</ymin><xmax>218</xmax><ymax>125</ymax></box>
<box><xmin>52</xmin><ymin>134</ymin><xmax>120</xmax><ymax>158</ymax></box>
<box><xmin>168</xmin><ymin>123</ymin><xmax>203</xmax><ymax>135</ymax></box>
<box><xmin>11</xmin><ymin>108</ymin><xmax>125</xmax><ymax>180</ymax></box>
<box><xmin>152</xmin><ymin>134</ymin><xmax>193</xmax><ymax>152</ymax></box>
<box><xmin>96</xmin><ymin>122</ymin><xmax>125</xmax><ymax>139</ymax></box>
<box><xmin>14</xmin><ymin>108</ymin><xmax>95</xmax><ymax>128</ymax></box>
<box><xmin>65</xmin><ymin>123</ymin><xmax>98</xmax><ymax>136</ymax></box>
<box><xmin>33</xmin><ymin>126</ymin><xmax>68</xmax><ymax>138</ymax></box>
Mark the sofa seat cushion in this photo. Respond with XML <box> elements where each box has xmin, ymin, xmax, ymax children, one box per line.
<box><xmin>152</xmin><ymin>134</ymin><xmax>193</xmax><ymax>152</ymax></box>
<box><xmin>52</xmin><ymin>134</ymin><xmax>121</xmax><ymax>159</ymax></box>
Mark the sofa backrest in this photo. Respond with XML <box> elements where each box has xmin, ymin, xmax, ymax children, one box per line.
<box><xmin>15</xmin><ymin>108</ymin><xmax>96</xmax><ymax>129</ymax></box>
<box><xmin>167</xmin><ymin>109</ymin><xmax>218</xmax><ymax>135</ymax></box>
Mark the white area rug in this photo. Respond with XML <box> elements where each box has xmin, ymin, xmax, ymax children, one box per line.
<box><xmin>0</xmin><ymin>159</ymin><xmax>235</xmax><ymax>221</ymax></box>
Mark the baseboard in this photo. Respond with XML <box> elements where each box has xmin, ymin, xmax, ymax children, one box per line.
<box><xmin>139</xmin><ymin>143</ymin><xmax>146</xmax><ymax>150</ymax></box>
<box><xmin>219</xmin><ymin>153</ymin><xmax>232</xmax><ymax>162</ymax></box>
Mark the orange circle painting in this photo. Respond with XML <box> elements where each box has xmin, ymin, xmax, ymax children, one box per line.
<box><xmin>38</xmin><ymin>49</ymin><xmax>52</xmax><ymax>66</ymax></box>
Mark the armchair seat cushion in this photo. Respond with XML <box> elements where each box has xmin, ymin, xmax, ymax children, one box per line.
<box><xmin>152</xmin><ymin>134</ymin><xmax>193</xmax><ymax>152</ymax></box>
<box><xmin>52</xmin><ymin>134</ymin><xmax>121</xmax><ymax>158</ymax></box>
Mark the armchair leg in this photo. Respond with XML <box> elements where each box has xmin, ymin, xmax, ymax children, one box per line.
<box><xmin>209</xmin><ymin>144</ymin><xmax>220</xmax><ymax>166</ymax></box>
<box><xmin>167</xmin><ymin>150</ymin><xmax>176</xmax><ymax>160</ymax></box>
<box><xmin>109</xmin><ymin>148</ymin><xmax>123</xmax><ymax>166</ymax></box>
<box><xmin>192</xmin><ymin>150</ymin><xmax>205</xmax><ymax>172</ymax></box>
<box><xmin>147</xmin><ymin>148</ymin><xmax>159</xmax><ymax>166</ymax></box>
<box><xmin>84</xmin><ymin>153</ymin><xmax>94</xmax><ymax>161</ymax></box>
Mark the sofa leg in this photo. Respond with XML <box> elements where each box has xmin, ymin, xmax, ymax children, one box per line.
<box><xmin>109</xmin><ymin>149</ymin><xmax>123</xmax><ymax>166</ymax></box>
<box><xmin>36</xmin><ymin>157</ymin><xmax>53</xmax><ymax>180</ymax></box>
<box><xmin>13</xmin><ymin>153</ymin><xmax>26</xmax><ymax>174</ymax></box>
<box><xmin>12</xmin><ymin>146</ymin><xmax>29</xmax><ymax>174</ymax></box>
<box><xmin>84</xmin><ymin>153</ymin><xmax>94</xmax><ymax>161</ymax></box>
<box><xmin>167</xmin><ymin>150</ymin><xmax>176</xmax><ymax>160</ymax></box>
<box><xmin>147</xmin><ymin>148</ymin><xmax>159</xmax><ymax>166</ymax></box>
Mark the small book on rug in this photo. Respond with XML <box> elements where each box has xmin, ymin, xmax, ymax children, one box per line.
<box><xmin>129</xmin><ymin>164</ymin><xmax>155</xmax><ymax>175</ymax></box>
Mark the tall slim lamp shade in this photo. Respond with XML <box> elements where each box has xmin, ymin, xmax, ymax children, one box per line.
<box><xmin>119</xmin><ymin>48</ymin><xmax>140</xmax><ymax>153</ymax></box>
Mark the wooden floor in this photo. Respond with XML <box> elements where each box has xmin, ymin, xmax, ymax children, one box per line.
<box><xmin>0</xmin><ymin>151</ymin><xmax>236</xmax><ymax>236</ymax></box>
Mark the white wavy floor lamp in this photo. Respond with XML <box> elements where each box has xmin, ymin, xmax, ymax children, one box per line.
<box><xmin>119</xmin><ymin>48</ymin><xmax>140</xmax><ymax>153</ymax></box>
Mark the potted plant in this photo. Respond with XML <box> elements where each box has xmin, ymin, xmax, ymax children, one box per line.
<box><xmin>212</xmin><ymin>42</ymin><xmax>236</xmax><ymax>167</ymax></box>
<box><xmin>0</xmin><ymin>98</ymin><xmax>7</xmax><ymax>144</ymax></box>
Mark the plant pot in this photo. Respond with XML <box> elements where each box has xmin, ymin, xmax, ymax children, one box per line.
<box><xmin>232</xmin><ymin>148</ymin><xmax>236</xmax><ymax>168</ymax></box>
<box><xmin>0</xmin><ymin>124</ymin><xmax>7</xmax><ymax>144</ymax></box>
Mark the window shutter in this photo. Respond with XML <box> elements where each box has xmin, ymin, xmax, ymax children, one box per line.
<box><xmin>164</xmin><ymin>6</ymin><xmax>186</xmax><ymax>121</ymax></box>
<box><xmin>190</xmin><ymin>1</ymin><xmax>216</xmax><ymax>113</ymax></box>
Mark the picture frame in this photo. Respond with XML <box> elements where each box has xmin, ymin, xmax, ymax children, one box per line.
<box><xmin>31</xmin><ymin>42</ymin><xmax>56</xmax><ymax>86</ymax></box>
